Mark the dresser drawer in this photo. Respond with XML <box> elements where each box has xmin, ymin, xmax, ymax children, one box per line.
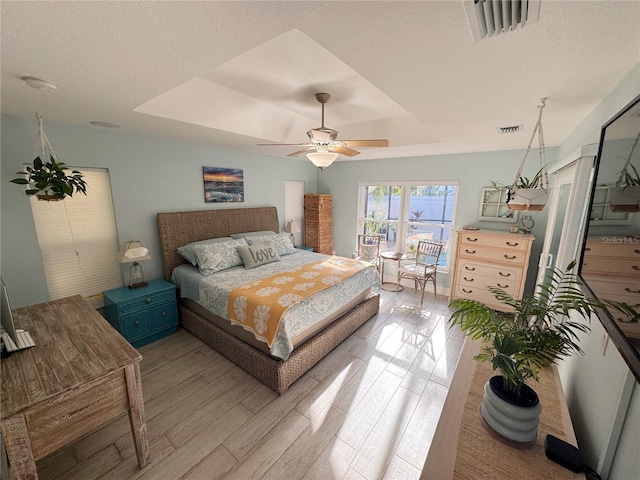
<box><xmin>451</xmin><ymin>285</ymin><xmax>514</xmax><ymax>313</ymax></box>
<box><xmin>457</xmin><ymin>245</ymin><xmax>528</xmax><ymax>265</ymax></box>
<box><xmin>459</xmin><ymin>233</ymin><xmax>528</xmax><ymax>252</ymax></box>
<box><xmin>584</xmin><ymin>237</ymin><xmax>640</xmax><ymax>258</ymax></box>
<box><xmin>118</xmin><ymin>290</ymin><xmax>176</xmax><ymax>314</ymax></box>
<box><xmin>456</xmin><ymin>272</ymin><xmax>519</xmax><ymax>295</ymax></box>
<box><xmin>583</xmin><ymin>276</ymin><xmax>640</xmax><ymax>308</ymax></box>
<box><xmin>581</xmin><ymin>257</ymin><xmax>640</xmax><ymax>277</ymax></box>
<box><xmin>457</xmin><ymin>262</ymin><xmax>521</xmax><ymax>282</ymax></box>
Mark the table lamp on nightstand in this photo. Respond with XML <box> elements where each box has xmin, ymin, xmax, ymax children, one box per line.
<box><xmin>284</xmin><ymin>219</ymin><xmax>301</xmax><ymax>247</ymax></box>
<box><xmin>117</xmin><ymin>240</ymin><xmax>151</xmax><ymax>288</ymax></box>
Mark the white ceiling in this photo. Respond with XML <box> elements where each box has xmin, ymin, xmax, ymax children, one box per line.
<box><xmin>2</xmin><ymin>1</ymin><xmax>639</xmax><ymax>163</ymax></box>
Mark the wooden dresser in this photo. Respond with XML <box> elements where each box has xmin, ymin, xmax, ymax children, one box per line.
<box><xmin>450</xmin><ymin>229</ymin><xmax>534</xmax><ymax>311</ymax></box>
<box><xmin>1</xmin><ymin>296</ymin><xmax>149</xmax><ymax>478</ymax></box>
<box><xmin>304</xmin><ymin>194</ymin><xmax>333</xmax><ymax>255</ymax></box>
<box><xmin>582</xmin><ymin>235</ymin><xmax>640</xmax><ymax>338</ymax></box>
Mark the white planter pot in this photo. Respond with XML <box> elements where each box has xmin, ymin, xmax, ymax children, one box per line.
<box><xmin>610</xmin><ymin>186</ymin><xmax>640</xmax><ymax>212</ymax></box>
<box><xmin>507</xmin><ymin>188</ymin><xmax>548</xmax><ymax>211</ymax></box>
<box><xmin>480</xmin><ymin>376</ymin><xmax>541</xmax><ymax>445</ymax></box>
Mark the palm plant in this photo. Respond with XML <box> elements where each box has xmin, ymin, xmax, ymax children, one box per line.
<box><xmin>448</xmin><ymin>261</ymin><xmax>594</xmax><ymax>400</ymax></box>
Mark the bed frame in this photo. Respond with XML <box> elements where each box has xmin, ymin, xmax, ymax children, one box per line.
<box><xmin>157</xmin><ymin>206</ymin><xmax>380</xmax><ymax>394</ymax></box>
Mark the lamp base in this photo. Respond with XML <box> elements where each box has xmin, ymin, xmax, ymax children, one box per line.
<box><xmin>129</xmin><ymin>281</ymin><xmax>148</xmax><ymax>289</ymax></box>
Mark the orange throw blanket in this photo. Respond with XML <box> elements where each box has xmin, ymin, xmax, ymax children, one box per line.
<box><xmin>227</xmin><ymin>256</ymin><xmax>366</xmax><ymax>347</ymax></box>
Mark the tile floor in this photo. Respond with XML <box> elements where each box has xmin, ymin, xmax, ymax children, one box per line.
<box><xmin>35</xmin><ymin>287</ymin><xmax>465</xmax><ymax>480</ymax></box>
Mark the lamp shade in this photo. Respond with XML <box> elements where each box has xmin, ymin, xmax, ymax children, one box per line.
<box><xmin>116</xmin><ymin>240</ymin><xmax>151</xmax><ymax>263</ymax></box>
<box><xmin>307</xmin><ymin>150</ymin><xmax>338</xmax><ymax>169</ymax></box>
<box><xmin>284</xmin><ymin>220</ymin><xmax>301</xmax><ymax>234</ymax></box>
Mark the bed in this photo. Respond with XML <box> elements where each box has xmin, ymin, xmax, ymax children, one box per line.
<box><xmin>157</xmin><ymin>206</ymin><xmax>381</xmax><ymax>394</ymax></box>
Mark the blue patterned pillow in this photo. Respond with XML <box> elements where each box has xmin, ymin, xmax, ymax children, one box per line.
<box><xmin>177</xmin><ymin>237</ymin><xmax>242</xmax><ymax>266</ymax></box>
<box><xmin>247</xmin><ymin>232</ymin><xmax>296</xmax><ymax>256</ymax></box>
<box><xmin>192</xmin><ymin>239</ymin><xmax>247</xmax><ymax>274</ymax></box>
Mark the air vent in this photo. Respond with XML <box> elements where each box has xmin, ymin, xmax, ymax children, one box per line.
<box><xmin>497</xmin><ymin>124</ymin><xmax>524</xmax><ymax>134</ymax></box>
<box><xmin>464</xmin><ymin>0</ymin><xmax>541</xmax><ymax>41</ymax></box>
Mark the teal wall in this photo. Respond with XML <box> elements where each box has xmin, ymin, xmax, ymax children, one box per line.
<box><xmin>1</xmin><ymin>116</ymin><xmax>318</xmax><ymax>308</ymax></box>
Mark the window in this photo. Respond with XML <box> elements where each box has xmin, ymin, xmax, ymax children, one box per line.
<box><xmin>358</xmin><ymin>182</ymin><xmax>458</xmax><ymax>270</ymax></box>
<box><xmin>29</xmin><ymin>168</ymin><xmax>122</xmax><ymax>304</ymax></box>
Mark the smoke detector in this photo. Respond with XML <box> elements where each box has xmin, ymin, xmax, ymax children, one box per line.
<box><xmin>464</xmin><ymin>0</ymin><xmax>541</xmax><ymax>41</ymax></box>
<box><xmin>24</xmin><ymin>77</ymin><xmax>57</xmax><ymax>92</ymax></box>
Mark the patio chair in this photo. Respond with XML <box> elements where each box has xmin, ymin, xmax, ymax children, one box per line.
<box><xmin>355</xmin><ymin>234</ymin><xmax>382</xmax><ymax>271</ymax></box>
<box><xmin>397</xmin><ymin>240</ymin><xmax>443</xmax><ymax>304</ymax></box>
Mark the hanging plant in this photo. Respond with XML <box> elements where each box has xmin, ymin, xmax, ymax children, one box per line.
<box><xmin>507</xmin><ymin>99</ymin><xmax>549</xmax><ymax>212</ymax></box>
<box><xmin>11</xmin><ymin>155</ymin><xmax>87</xmax><ymax>200</ymax></box>
<box><xmin>610</xmin><ymin>131</ymin><xmax>640</xmax><ymax>212</ymax></box>
<box><xmin>9</xmin><ymin>114</ymin><xmax>87</xmax><ymax>201</ymax></box>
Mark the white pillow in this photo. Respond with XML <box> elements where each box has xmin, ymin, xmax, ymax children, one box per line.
<box><xmin>237</xmin><ymin>242</ymin><xmax>281</xmax><ymax>269</ymax></box>
<box><xmin>192</xmin><ymin>239</ymin><xmax>247</xmax><ymax>274</ymax></box>
<box><xmin>177</xmin><ymin>237</ymin><xmax>241</xmax><ymax>266</ymax></box>
<box><xmin>247</xmin><ymin>232</ymin><xmax>296</xmax><ymax>256</ymax></box>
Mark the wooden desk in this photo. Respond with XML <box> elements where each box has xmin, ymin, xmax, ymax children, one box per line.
<box><xmin>1</xmin><ymin>295</ymin><xmax>149</xmax><ymax>479</ymax></box>
<box><xmin>421</xmin><ymin>339</ymin><xmax>583</xmax><ymax>479</ymax></box>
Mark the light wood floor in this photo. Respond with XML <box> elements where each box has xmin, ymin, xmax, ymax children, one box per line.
<box><xmin>35</xmin><ymin>288</ymin><xmax>465</xmax><ymax>480</ymax></box>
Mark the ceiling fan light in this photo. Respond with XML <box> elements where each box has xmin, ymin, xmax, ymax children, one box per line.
<box><xmin>307</xmin><ymin>151</ymin><xmax>338</xmax><ymax>169</ymax></box>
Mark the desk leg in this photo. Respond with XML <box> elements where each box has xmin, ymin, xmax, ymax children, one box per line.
<box><xmin>124</xmin><ymin>362</ymin><xmax>150</xmax><ymax>468</ymax></box>
<box><xmin>1</xmin><ymin>415</ymin><xmax>38</xmax><ymax>479</ymax></box>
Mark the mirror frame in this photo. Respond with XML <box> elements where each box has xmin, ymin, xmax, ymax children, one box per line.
<box><xmin>578</xmin><ymin>93</ymin><xmax>640</xmax><ymax>383</ymax></box>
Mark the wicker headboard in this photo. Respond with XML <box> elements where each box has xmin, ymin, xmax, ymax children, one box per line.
<box><xmin>157</xmin><ymin>206</ymin><xmax>280</xmax><ymax>281</ymax></box>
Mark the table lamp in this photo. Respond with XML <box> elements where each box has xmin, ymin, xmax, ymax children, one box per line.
<box><xmin>283</xmin><ymin>220</ymin><xmax>301</xmax><ymax>247</ymax></box>
<box><xmin>116</xmin><ymin>240</ymin><xmax>151</xmax><ymax>288</ymax></box>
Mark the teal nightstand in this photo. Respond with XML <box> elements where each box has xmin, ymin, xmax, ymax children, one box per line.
<box><xmin>296</xmin><ymin>246</ymin><xmax>314</xmax><ymax>251</ymax></box>
<box><xmin>103</xmin><ymin>279</ymin><xmax>178</xmax><ymax>348</ymax></box>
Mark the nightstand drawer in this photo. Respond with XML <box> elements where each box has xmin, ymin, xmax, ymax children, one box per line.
<box><xmin>122</xmin><ymin>312</ymin><xmax>153</xmax><ymax>341</ymax></box>
<box><xmin>118</xmin><ymin>290</ymin><xmax>175</xmax><ymax>314</ymax></box>
<box><xmin>151</xmin><ymin>302</ymin><xmax>178</xmax><ymax>330</ymax></box>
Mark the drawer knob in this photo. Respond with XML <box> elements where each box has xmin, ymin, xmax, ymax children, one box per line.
<box><xmin>161</xmin><ymin>311</ymin><xmax>167</xmax><ymax>317</ymax></box>
<box><xmin>497</xmin><ymin>283</ymin><xmax>509</xmax><ymax>288</ymax></box>
<box><xmin>466</xmin><ymin>237</ymin><xmax>478</xmax><ymax>242</ymax></box>
<box><xmin>504</xmin><ymin>255</ymin><xmax>517</xmax><ymax>260</ymax></box>
<box><xmin>465</xmin><ymin>249</ymin><xmax>476</xmax><ymax>254</ymax></box>
<box><xmin>145</xmin><ymin>297</ymin><xmax>152</xmax><ymax>304</ymax></box>
<box><xmin>624</xmin><ymin>287</ymin><xmax>640</xmax><ymax>294</ymax></box>
<box><xmin>464</xmin><ymin>266</ymin><xmax>476</xmax><ymax>271</ymax></box>
<box><xmin>506</xmin><ymin>242</ymin><xmax>519</xmax><ymax>247</ymax></box>
<box><xmin>134</xmin><ymin>320</ymin><xmax>141</xmax><ymax>326</ymax></box>
<box><xmin>498</xmin><ymin>272</ymin><xmax>511</xmax><ymax>277</ymax></box>
<box><xmin>632</xmin><ymin>266</ymin><xmax>640</xmax><ymax>271</ymax></box>
<box><xmin>462</xmin><ymin>288</ymin><xmax>473</xmax><ymax>293</ymax></box>
<box><xmin>463</xmin><ymin>277</ymin><xmax>474</xmax><ymax>282</ymax></box>
<box><xmin>635</xmin><ymin>249</ymin><xmax>640</xmax><ymax>255</ymax></box>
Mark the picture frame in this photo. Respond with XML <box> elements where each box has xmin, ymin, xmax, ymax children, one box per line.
<box><xmin>203</xmin><ymin>167</ymin><xmax>244</xmax><ymax>203</ymax></box>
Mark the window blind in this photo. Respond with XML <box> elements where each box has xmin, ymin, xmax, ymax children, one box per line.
<box><xmin>29</xmin><ymin>168</ymin><xmax>123</xmax><ymax>301</ymax></box>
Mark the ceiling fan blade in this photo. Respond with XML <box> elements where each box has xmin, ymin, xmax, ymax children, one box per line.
<box><xmin>331</xmin><ymin>146</ymin><xmax>360</xmax><ymax>157</ymax></box>
<box><xmin>341</xmin><ymin>139</ymin><xmax>389</xmax><ymax>148</ymax></box>
<box><xmin>257</xmin><ymin>143</ymin><xmax>313</xmax><ymax>147</ymax></box>
<box><xmin>288</xmin><ymin>147</ymin><xmax>317</xmax><ymax>157</ymax></box>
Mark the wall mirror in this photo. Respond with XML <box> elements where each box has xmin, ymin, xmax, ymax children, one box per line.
<box><xmin>579</xmin><ymin>94</ymin><xmax>640</xmax><ymax>382</ymax></box>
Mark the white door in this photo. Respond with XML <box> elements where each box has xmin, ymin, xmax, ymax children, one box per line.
<box><xmin>284</xmin><ymin>180</ymin><xmax>305</xmax><ymax>247</ymax></box>
<box><xmin>535</xmin><ymin>152</ymin><xmax>595</xmax><ymax>288</ymax></box>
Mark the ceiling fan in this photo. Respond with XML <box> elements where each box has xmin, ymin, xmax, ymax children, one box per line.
<box><xmin>258</xmin><ymin>93</ymin><xmax>389</xmax><ymax>169</ymax></box>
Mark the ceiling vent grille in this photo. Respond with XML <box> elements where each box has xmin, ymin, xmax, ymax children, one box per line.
<box><xmin>464</xmin><ymin>0</ymin><xmax>541</xmax><ymax>41</ymax></box>
<box><xmin>497</xmin><ymin>124</ymin><xmax>524</xmax><ymax>134</ymax></box>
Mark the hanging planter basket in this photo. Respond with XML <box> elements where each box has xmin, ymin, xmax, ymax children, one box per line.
<box><xmin>10</xmin><ymin>114</ymin><xmax>87</xmax><ymax>201</ymax></box>
<box><xmin>610</xmin><ymin>186</ymin><xmax>640</xmax><ymax>212</ymax></box>
<box><xmin>507</xmin><ymin>99</ymin><xmax>549</xmax><ymax>212</ymax></box>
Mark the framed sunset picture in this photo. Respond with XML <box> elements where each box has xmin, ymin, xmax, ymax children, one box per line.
<box><xmin>202</xmin><ymin>167</ymin><xmax>244</xmax><ymax>203</ymax></box>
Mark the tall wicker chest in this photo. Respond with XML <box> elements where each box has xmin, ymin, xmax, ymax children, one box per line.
<box><xmin>304</xmin><ymin>194</ymin><xmax>333</xmax><ymax>254</ymax></box>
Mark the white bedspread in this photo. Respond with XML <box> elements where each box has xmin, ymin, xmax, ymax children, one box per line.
<box><xmin>171</xmin><ymin>250</ymin><xmax>381</xmax><ymax>359</ymax></box>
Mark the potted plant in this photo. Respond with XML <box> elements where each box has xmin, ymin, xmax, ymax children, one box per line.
<box><xmin>448</xmin><ymin>261</ymin><xmax>595</xmax><ymax>445</ymax></box>
<box><xmin>11</xmin><ymin>155</ymin><xmax>87</xmax><ymax>201</ymax></box>
<box><xmin>506</xmin><ymin>167</ymin><xmax>548</xmax><ymax>212</ymax></box>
